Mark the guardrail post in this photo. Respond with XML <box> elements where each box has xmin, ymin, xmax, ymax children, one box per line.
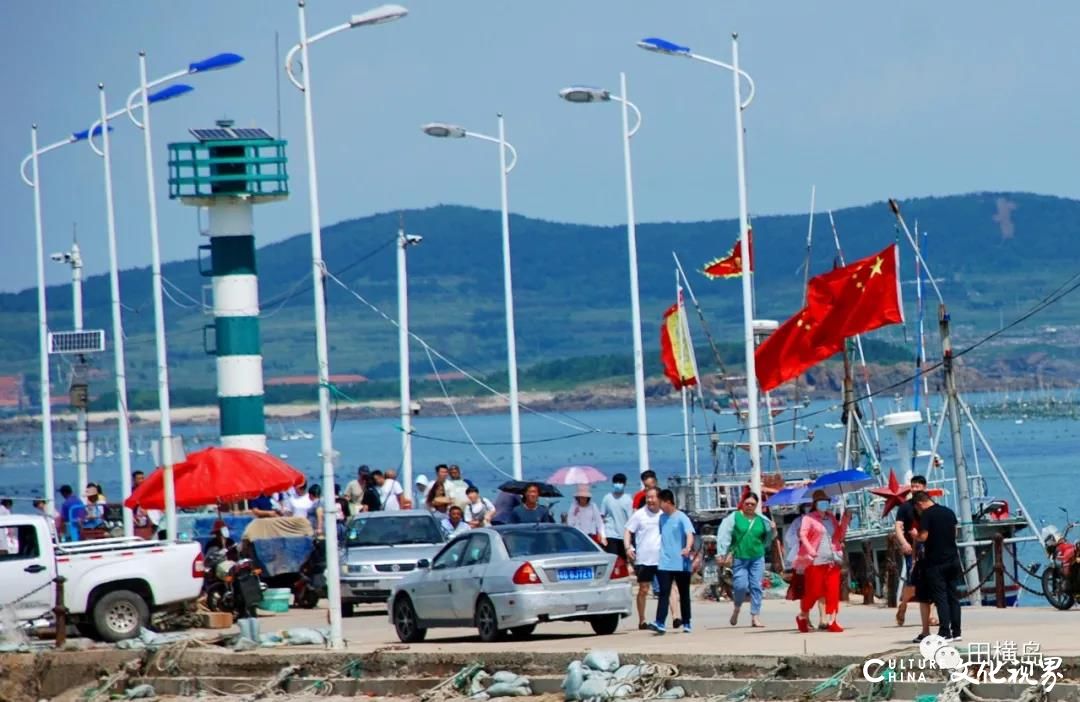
<box><xmin>993</xmin><ymin>532</ymin><xmax>1006</xmax><ymax>608</ymax></box>
<box><xmin>861</xmin><ymin>541</ymin><xmax>875</xmax><ymax>604</ymax></box>
<box><xmin>885</xmin><ymin>535</ymin><xmax>899</xmax><ymax>608</ymax></box>
<box><xmin>53</xmin><ymin>575</ymin><xmax>67</xmax><ymax>648</ymax></box>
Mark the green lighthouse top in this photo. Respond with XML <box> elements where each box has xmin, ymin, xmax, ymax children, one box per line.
<box><xmin>168</xmin><ymin>123</ymin><xmax>288</xmax><ymax>205</ymax></box>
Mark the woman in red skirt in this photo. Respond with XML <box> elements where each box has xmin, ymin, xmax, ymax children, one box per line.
<box><xmin>794</xmin><ymin>489</ymin><xmax>852</xmax><ymax>633</ymax></box>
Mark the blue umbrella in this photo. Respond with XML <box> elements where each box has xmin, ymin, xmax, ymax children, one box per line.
<box><xmin>765</xmin><ymin>485</ymin><xmax>810</xmax><ymax>507</ymax></box>
<box><xmin>810</xmin><ymin>469</ymin><xmax>875</xmax><ymax>497</ymax></box>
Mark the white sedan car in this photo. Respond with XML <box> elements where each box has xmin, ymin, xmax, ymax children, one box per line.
<box><xmin>387</xmin><ymin>524</ymin><xmax>632</xmax><ymax>642</ymax></box>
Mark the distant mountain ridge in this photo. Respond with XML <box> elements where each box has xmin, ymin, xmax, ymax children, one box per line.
<box><xmin>2</xmin><ymin>191</ymin><xmax>1078</xmax><ymax>393</ymax></box>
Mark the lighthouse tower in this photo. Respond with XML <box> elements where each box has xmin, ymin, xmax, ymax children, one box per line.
<box><xmin>167</xmin><ymin>121</ymin><xmax>288</xmax><ymax>451</ymax></box>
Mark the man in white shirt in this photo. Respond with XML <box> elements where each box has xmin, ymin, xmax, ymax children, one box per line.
<box><xmin>373</xmin><ymin>470</ymin><xmax>403</xmax><ymax>511</ymax></box>
<box><xmin>623</xmin><ymin>487</ymin><xmax>663</xmax><ymax>630</ymax></box>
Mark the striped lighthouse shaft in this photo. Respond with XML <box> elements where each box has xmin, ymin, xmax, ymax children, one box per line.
<box><xmin>208</xmin><ymin>201</ymin><xmax>266</xmax><ymax>452</ymax></box>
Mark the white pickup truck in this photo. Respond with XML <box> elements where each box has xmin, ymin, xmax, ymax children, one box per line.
<box><xmin>0</xmin><ymin>514</ymin><xmax>205</xmax><ymax>642</ymax></box>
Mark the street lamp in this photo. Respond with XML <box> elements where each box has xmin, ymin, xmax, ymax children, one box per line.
<box><xmin>559</xmin><ymin>73</ymin><xmax>651</xmax><ymax>478</ymax></box>
<box><xmin>285</xmin><ymin>0</ymin><xmax>408</xmax><ymax>651</ymax></box>
<box><xmin>637</xmin><ymin>34</ymin><xmax>763</xmax><ymax>502</ymax></box>
<box><xmin>86</xmin><ymin>82</ymin><xmax>194</xmax><ymax>536</ymax></box>
<box><xmin>421</xmin><ymin>116</ymin><xmax>523</xmax><ymax>480</ymax></box>
<box><xmin>20</xmin><ymin>84</ymin><xmax>188</xmax><ymax>520</ymax></box>
<box><xmin>124</xmin><ymin>50</ymin><xmax>244</xmax><ymax>543</ymax></box>
<box><xmin>397</xmin><ymin>227</ymin><xmax>422</xmax><ymax>499</ymax></box>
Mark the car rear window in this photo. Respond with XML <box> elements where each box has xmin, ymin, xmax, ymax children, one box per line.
<box><xmin>347</xmin><ymin>516</ymin><xmax>443</xmax><ymax>547</ymax></box>
<box><xmin>500</xmin><ymin>527</ymin><xmax>597</xmax><ymax>557</ymax></box>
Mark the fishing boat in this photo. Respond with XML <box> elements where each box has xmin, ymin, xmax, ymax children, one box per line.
<box><xmin>668</xmin><ymin>198</ymin><xmax>1041</xmax><ymax>607</ymax></box>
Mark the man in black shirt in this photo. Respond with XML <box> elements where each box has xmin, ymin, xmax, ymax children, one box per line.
<box><xmin>894</xmin><ymin>475</ymin><xmax>928</xmax><ymax>628</ymax></box>
<box><xmin>912</xmin><ymin>491</ymin><xmax>961</xmax><ymax>642</ymax></box>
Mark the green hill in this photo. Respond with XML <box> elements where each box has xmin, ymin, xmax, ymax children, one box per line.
<box><xmin>3</xmin><ymin>191</ymin><xmax>1078</xmax><ymax>402</ymax></box>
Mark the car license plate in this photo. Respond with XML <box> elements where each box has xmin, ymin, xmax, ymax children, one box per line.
<box><xmin>557</xmin><ymin>567</ymin><xmax>593</xmax><ymax>582</ymax></box>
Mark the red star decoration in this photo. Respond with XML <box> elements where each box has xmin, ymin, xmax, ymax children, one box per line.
<box><xmin>870</xmin><ymin>469</ymin><xmax>911</xmax><ymax>517</ymax></box>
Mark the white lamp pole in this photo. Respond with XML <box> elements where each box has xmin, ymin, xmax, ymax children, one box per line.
<box><xmin>23</xmin><ymin>126</ymin><xmax>56</xmax><ymax>515</ymax></box>
<box><xmin>125</xmin><ymin>50</ymin><xmax>242</xmax><ymax>542</ymax></box>
<box><xmin>421</xmin><ymin>118</ymin><xmax>523</xmax><ymax>479</ymax></box>
<box><xmin>638</xmin><ymin>34</ymin><xmax>762</xmax><ymax>501</ymax></box>
<box><xmin>88</xmin><ymin>84</ymin><xmax>135</xmax><ymax>536</ymax></box>
<box><xmin>558</xmin><ymin>73</ymin><xmax>649</xmax><ymax>477</ymax></box>
<box><xmin>286</xmin><ymin>0</ymin><xmax>409</xmax><ymax>650</ymax></box>
<box><xmin>397</xmin><ymin>227</ymin><xmax>421</xmax><ymax>499</ymax></box>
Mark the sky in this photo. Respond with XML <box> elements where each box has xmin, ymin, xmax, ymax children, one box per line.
<box><xmin>3</xmin><ymin>1</ymin><xmax>1080</xmax><ymax>293</ymax></box>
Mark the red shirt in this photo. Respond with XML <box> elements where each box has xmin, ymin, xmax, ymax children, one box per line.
<box><xmin>633</xmin><ymin>490</ymin><xmax>647</xmax><ymax>510</ymax></box>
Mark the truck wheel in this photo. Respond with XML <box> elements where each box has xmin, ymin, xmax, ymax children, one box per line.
<box><xmin>92</xmin><ymin>590</ymin><xmax>149</xmax><ymax>642</ymax></box>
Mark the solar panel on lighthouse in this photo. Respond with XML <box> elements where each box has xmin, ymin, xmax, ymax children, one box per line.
<box><xmin>189</xmin><ymin>127</ymin><xmax>273</xmax><ymax>142</ymax></box>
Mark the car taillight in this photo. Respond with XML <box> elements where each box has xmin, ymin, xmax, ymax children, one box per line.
<box><xmin>611</xmin><ymin>557</ymin><xmax>630</xmax><ymax>580</ymax></box>
<box><xmin>512</xmin><ymin>562</ymin><xmax>542</xmax><ymax>585</ymax></box>
<box><xmin>193</xmin><ymin>552</ymin><xmax>205</xmax><ymax>578</ymax></box>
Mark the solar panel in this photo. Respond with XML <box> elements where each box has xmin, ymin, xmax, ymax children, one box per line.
<box><xmin>48</xmin><ymin>330</ymin><xmax>105</xmax><ymax>355</ymax></box>
<box><xmin>232</xmin><ymin>127</ymin><xmax>272</xmax><ymax>140</ymax></box>
<box><xmin>190</xmin><ymin>128</ymin><xmax>234</xmax><ymax>142</ymax></box>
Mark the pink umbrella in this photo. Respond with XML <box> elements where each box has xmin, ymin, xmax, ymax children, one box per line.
<box><xmin>546</xmin><ymin>465</ymin><xmax>607</xmax><ymax>485</ymax></box>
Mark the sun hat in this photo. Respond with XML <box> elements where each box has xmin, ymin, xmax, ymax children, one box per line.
<box><xmin>575</xmin><ymin>484</ymin><xmax>592</xmax><ymax>499</ymax></box>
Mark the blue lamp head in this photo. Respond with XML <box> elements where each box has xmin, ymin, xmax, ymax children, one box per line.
<box><xmin>637</xmin><ymin>37</ymin><xmax>691</xmax><ymax>55</ymax></box>
<box><xmin>188</xmin><ymin>52</ymin><xmax>244</xmax><ymax>73</ymax></box>
<box><xmin>148</xmin><ymin>84</ymin><xmax>194</xmax><ymax>104</ymax></box>
<box><xmin>71</xmin><ymin>125</ymin><xmax>113</xmax><ymax>142</ymax></box>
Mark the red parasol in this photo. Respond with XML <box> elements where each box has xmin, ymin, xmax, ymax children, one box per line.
<box><xmin>124</xmin><ymin>446</ymin><xmax>306</xmax><ymax>510</ymax></box>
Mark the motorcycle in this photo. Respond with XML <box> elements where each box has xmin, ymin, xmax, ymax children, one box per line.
<box><xmin>291</xmin><ymin>537</ymin><xmax>327</xmax><ymax>609</ymax></box>
<box><xmin>204</xmin><ymin>545</ymin><xmax>265</xmax><ymax>616</ymax></box>
<box><xmin>1040</xmin><ymin>508</ymin><xmax>1080</xmax><ymax>611</ymax></box>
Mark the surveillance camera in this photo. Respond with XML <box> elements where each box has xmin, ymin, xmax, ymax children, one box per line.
<box><xmin>50</xmin><ymin>253</ymin><xmax>65</xmax><ymax>262</ymax></box>
<box><xmin>405</xmin><ymin>234</ymin><xmax>423</xmax><ymax>245</ymax></box>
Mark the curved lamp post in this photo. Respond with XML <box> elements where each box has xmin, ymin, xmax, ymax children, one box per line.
<box><xmin>285</xmin><ymin>0</ymin><xmax>408</xmax><ymax>651</ymax></box>
<box><xmin>86</xmin><ymin>83</ymin><xmax>193</xmax><ymax>536</ymax></box>
<box><xmin>421</xmin><ymin>117</ymin><xmax>523</xmax><ymax>480</ymax></box>
<box><xmin>559</xmin><ymin>74</ymin><xmax>650</xmax><ymax>478</ymax></box>
<box><xmin>20</xmin><ymin>84</ymin><xmax>191</xmax><ymax>524</ymax></box>
<box><xmin>124</xmin><ymin>50</ymin><xmax>244</xmax><ymax>543</ymax></box>
<box><xmin>637</xmin><ymin>34</ymin><xmax>763</xmax><ymax>503</ymax></box>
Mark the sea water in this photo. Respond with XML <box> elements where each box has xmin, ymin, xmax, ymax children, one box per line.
<box><xmin>2</xmin><ymin>396</ymin><xmax>1078</xmax><ymax>603</ymax></box>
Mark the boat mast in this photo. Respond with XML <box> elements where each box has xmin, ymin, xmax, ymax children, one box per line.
<box><xmin>889</xmin><ymin>199</ymin><xmax>981</xmax><ymax>601</ymax></box>
<box><xmin>841</xmin><ymin>342</ymin><xmax>861</xmax><ymax>469</ymax></box>
<box><xmin>827</xmin><ymin>211</ymin><xmax>881</xmax><ymax>472</ymax></box>
<box><xmin>792</xmin><ymin>185</ymin><xmax>815</xmax><ymax>442</ymax></box>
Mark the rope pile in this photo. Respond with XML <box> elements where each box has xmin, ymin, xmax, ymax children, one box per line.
<box><xmin>713</xmin><ymin>662</ymin><xmax>787</xmax><ymax>702</ymax></box>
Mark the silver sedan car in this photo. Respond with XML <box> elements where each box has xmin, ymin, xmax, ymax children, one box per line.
<box><xmin>387</xmin><ymin>524</ymin><xmax>632</xmax><ymax>642</ymax></box>
<box><xmin>340</xmin><ymin>510</ymin><xmax>447</xmax><ymax>614</ymax></box>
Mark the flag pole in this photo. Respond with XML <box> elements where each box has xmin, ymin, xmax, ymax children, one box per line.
<box><xmin>827</xmin><ymin>211</ymin><xmax>882</xmax><ymax>467</ymax></box>
<box><xmin>676</xmin><ymin>269</ymin><xmax>693</xmax><ymax>482</ymax></box>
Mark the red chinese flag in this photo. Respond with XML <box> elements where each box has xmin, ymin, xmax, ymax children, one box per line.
<box><xmin>754</xmin><ymin>244</ymin><xmax>903</xmax><ymax>392</ymax></box>
<box><xmin>808</xmin><ymin>243</ymin><xmax>904</xmax><ymax>343</ymax></box>
<box><xmin>703</xmin><ymin>230</ymin><xmax>753</xmax><ymax>279</ymax></box>
<box><xmin>660</xmin><ymin>303</ymin><xmax>697</xmax><ymax>390</ymax></box>
<box><xmin>754</xmin><ymin>284</ymin><xmax>842</xmax><ymax>392</ymax></box>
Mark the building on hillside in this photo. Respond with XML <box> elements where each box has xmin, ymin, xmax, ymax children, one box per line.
<box><xmin>0</xmin><ymin>375</ymin><xmax>27</xmax><ymax>414</ymax></box>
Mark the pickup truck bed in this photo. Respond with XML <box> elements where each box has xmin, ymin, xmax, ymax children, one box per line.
<box><xmin>0</xmin><ymin>515</ymin><xmax>205</xmax><ymax>641</ymax></box>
